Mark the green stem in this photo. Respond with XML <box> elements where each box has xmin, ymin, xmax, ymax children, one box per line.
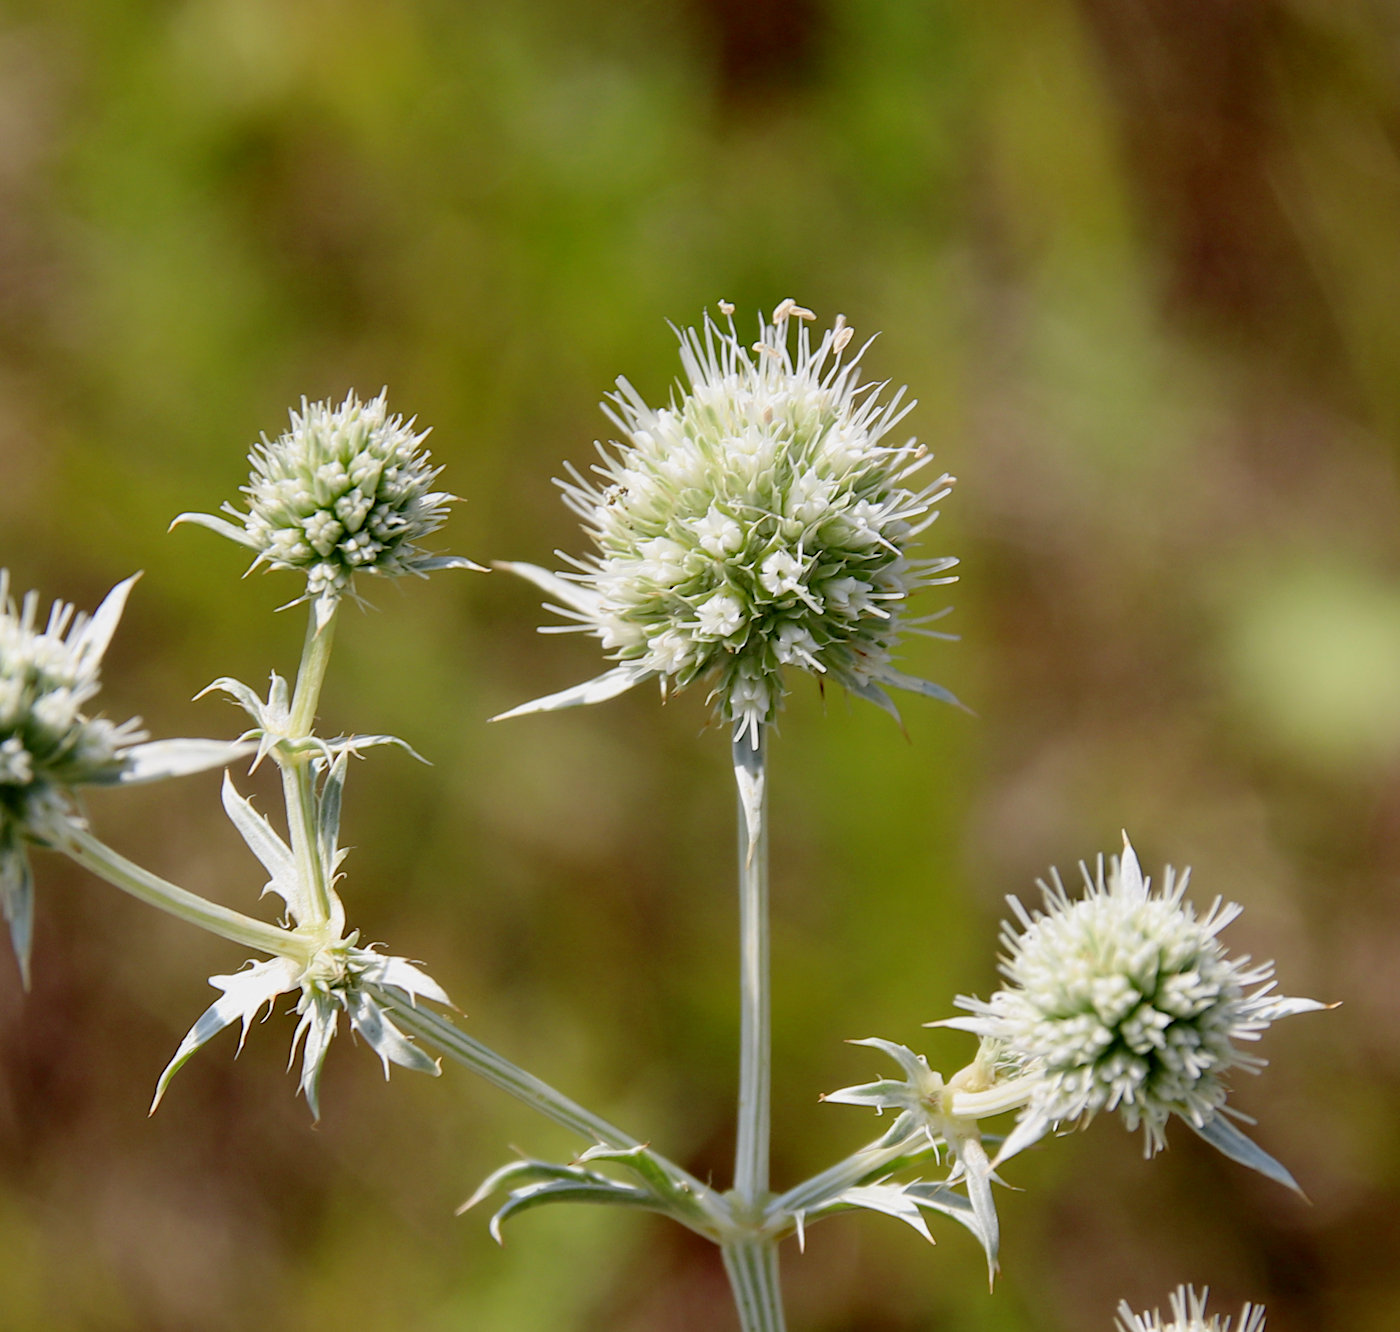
<box><xmin>371</xmin><ymin>986</ymin><xmax>720</xmax><ymax>1205</ymax></box>
<box><xmin>52</xmin><ymin>822</ymin><xmax>307</xmax><ymax>961</ymax></box>
<box><xmin>279</xmin><ymin>603</ymin><xmax>340</xmax><ymax>927</ymax></box>
<box><xmin>280</xmin><ymin>761</ymin><xmax>333</xmax><ymax>926</ymax></box>
<box><xmin>371</xmin><ymin>986</ymin><xmax>641</xmax><ymax>1145</ymax></box>
<box><xmin>288</xmin><ymin>603</ymin><xmax>338</xmax><ymax>736</ymax></box>
<box><xmin>727</xmin><ymin>727</ymin><xmax>785</xmax><ymax>1330</ymax></box>
<box><xmin>721</xmin><ymin>1237</ymin><xmax>787</xmax><ymax>1332</ymax></box>
<box><xmin>733</xmin><ymin>728</ymin><xmax>771</xmax><ymax>1207</ymax></box>
<box><xmin>773</xmin><ymin>1134</ymin><xmax>932</xmax><ymax>1219</ymax></box>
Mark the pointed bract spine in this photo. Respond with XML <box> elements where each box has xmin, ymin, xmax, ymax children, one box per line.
<box><xmin>155</xmin><ymin>763</ymin><xmax>448</xmax><ymax>1117</ymax></box>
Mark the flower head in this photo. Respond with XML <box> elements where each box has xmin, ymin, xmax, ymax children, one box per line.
<box><xmin>1116</xmin><ymin>1286</ymin><xmax>1266</xmax><ymax>1332</ymax></box>
<box><xmin>175</xmin><ymin>390</ymin><xmax>481</xmax><ymax>629</ymax></box>
<box><xmin>496</xmin><ymin>300</ymin><xmax>958</xmax><ymax>744</ymax></box>
<box><xmin>822</xmin><ymin>839</ymin><xmax>1324</xmax><ymax>1276</ymax></box>
<box><xmin>941</xmin><ymin>835</ymin><xmax>1325</xmax><ymax>1185</ymax></box>
<box><xmin>0</xmin><ymin>572</ymin><xmax>243</xmax><ymax>984</ymax></box>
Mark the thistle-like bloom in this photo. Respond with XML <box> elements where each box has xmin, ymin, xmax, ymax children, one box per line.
<box><xmin>496</xmin><ymin>300</ymin><xmax>958</xmax><ymax>744</ymax></box>
<box><xmin>155</xmin><ymin>760</ymin><xmax>447</xmax><ymax>1119</ymax></box>
<box><xmin>0</xmin><ymin>572</ymin><xmax>244</xmax><ymax>984</ymax></box>
<box><xmin>1116</xmin><ymin>1286</ymin><xmax>1266</xmax><ymax>1332</ymax></box>
<box><xmin>823</xmin><ymin>839</ymin><xmax>1323</xmax><ymax>1275</ymax></box>
<box><xmin>941</xmin><ymin>835</ymin><xmax>1325</xmax><ymax>1187</ymax></box>
<box><xmin>176</xmin><ymin>390</ymin><xmax>482</xmax><ymax>629</ymax></box>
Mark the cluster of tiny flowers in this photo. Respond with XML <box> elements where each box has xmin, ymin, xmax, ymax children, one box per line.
<box><xmin>503</xmin><ymin>300</ymin><xmax>956</xmax><ymax>742</ymax></box>
<box><xmin>1115</xmin><ymin>1286</ymin><xmax>1266</xmax><ymax>1332</ymax></box>
<box><xmin>950</xmin><ymin>838</ymin><xmax>1319</xmax><ymax>1154</ymax></box>
<box><xmin>179</xmin><ymin>391</ymin><xmax>471</xmax><ymax>625</ymax></box>
<box><xmin>0</xmin><ymin>572</ymin><xmax>143</xmax><ymax>845</ymax></box>
<box><xmin>0</xmin><ymin>572</ymin><xmax>244</xmax><ymax>982</ymax></box>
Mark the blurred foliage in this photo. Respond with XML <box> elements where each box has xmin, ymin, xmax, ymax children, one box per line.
<box><xmin>2</xmin><ymin>0</ymin><xmax>1399</xmax><ymax>1328</ymax></box>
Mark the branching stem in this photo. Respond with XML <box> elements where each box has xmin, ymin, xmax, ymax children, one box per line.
<box><xmin>721</xmin><ymin>1236</ymin><xmax>787</xmax><ymax>1332</ymax></box>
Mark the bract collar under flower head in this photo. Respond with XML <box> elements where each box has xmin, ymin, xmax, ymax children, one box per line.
<box><xmin>940</xmin><ymin>835</ymin><xmax>1325</xmax><ymax>1187</ymax></box>
<box><xmin>175</xmin><ymin>390</ymin><xmax>482</xmax><ymax>630</ymax></box>
<box><xmin>154</xmin><ymin>759</ymin><xmax>448</xmax><ymax>1119</ymax></box>
<box><xmin>496</xmin><ymin>299</ymin><xmax>959</xmax><ymax>745</ymax></box>
<box><xmin>0</xmin><ymin>571</ymin><xmax>246</xmax><ymax>984</ymax></box>
<box><xmin>1115</xmin><ymin>1285</ymin><xmax>1267</xmax><ymax>1332</ymax></box>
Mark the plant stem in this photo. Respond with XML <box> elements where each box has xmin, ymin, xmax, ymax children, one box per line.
<box><xmin>279</xmin><ymin>603</ymin><xmax>340</xmax><ymax>927</ymax></box>
<box><xmin>372</xmin><ymin>986</ymin><xmax>721</xmax><ymax>1207</ymax></box>
<box><xmin>773</xmin><ymin>1135</ymin><xmax>930</xmax><ymax>1218</ymax></box>
<box><xmin>370</xmin><ymin>986</ymin><xmax>643</xmax><ymax>1146</ymax></box>
<box><xmin>733</xmin><ymin>727</ymin><xmax>771</xmax><ymax>1208</ymax></box>
<box><xmin>288</xmin><ymin>604</ymin><xmax>338</xmax><ymax>736</ymax></box>
<box><xmin>52</xmin><ymin>822</ymin><xmax>307</xmax><ymax>960</ymax></box>
<box><xmin>721</xmin><ymin>1237</ymin><xmax>787</xmax><ymax>1332</ymax></box>
<box><xmin>728</xmin><ymin>727</ymin><xmax>787</xmax><ymax>1328</ymax></box>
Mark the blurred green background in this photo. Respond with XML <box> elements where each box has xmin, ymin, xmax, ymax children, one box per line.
<box><xmin>1</xmin><ymin>0</ymin><xmax>1397</xmax><ymax>1328</ymax></box>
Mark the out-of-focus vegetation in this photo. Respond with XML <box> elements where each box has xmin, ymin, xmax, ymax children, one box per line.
<box><xmin>1</xmin><ymin>1</ymin><xmax>1398</xmax><ymax>1327</ymax></box>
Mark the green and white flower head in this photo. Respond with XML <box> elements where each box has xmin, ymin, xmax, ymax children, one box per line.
<box><xmin>0</xmin><ymin>572</ymin><xmax>243</xmax><ymax>984</ymax></box>
<box><xmin>942</xmin><ymin>835</ymin><xmax>1325</xmax><ymax>1188</ymax></box>
<box><xmin>497</xmin><ymin>299</ymin><xmax>959</xmax><ymax>744</ymax></box>
<box><xmin>177</xmin><ymin>390</ymin><xmax>481</xmax><ymax>629</ymax></box>
<box><xmin>1116</xmin><ymin>1286</ymin><xmax>1266</xmax><ymax>1332</ymax></box>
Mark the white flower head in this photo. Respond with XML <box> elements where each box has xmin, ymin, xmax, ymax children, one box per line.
<box><xmin>1116</xmin><ymin>1286</ymin><xmax>1266</xmax><ymax>1332</ymax></box>
<box><xmin>0</xmin><ymin>572</ymin><xmax>245</xmax><ymax>984</ymax></box>
<box><xmin>496</xmin><ymin>300</ymin><xmax>959</xmax><ymax>744</ymax></box>
<box><xmin>942</xmin><ymin>835</ymin><xmax>1326</xmax><ymax>1187</ymax></box>
<box><xmin>175</xmin><ymin>390</ymin><xmax>482</xmax><ymax>629</ymax></box>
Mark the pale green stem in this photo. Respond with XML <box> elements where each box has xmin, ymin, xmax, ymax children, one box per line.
<box><xmin>280</xmin><ymin>762</ymin><xmax>332</xmax><ymax>925</ymax></box>
<box><xmin>728</xmin><ymin>727</ymin><xmax>786</xmax><ymax>1328</ymax></box>
<box><xmin>278</xmin><ymin>603</ymin><xmax>340</xmax><ymax>928</ymax></box>
<box><xmin>370</xmin><ymin>986</ymin><xmax>642</xmax><ymax>1145</ymax></box>
<box><xmin>721</xmin><ymin>1237</ymin><xmax>787</xmax><ymax>1332</ymax></box>
<box><xmin>371</xmin><ymin>985</ymin><xmax>719</xmax><ymax>1206</ymax></box>
<box><xmin>733</xmin><ymin>727</ymin><xmax>771</xmax><ymax>1207</ymax></box>
<box><xmin>773</xmin><ymin>1132</ymin><xmax>933</xmax><ymax>1219</ymax></box>
<box><xmin>288</xmin><ymin>603</ymin><xmax>338</xmax><ymax>736</ymax></box>
<box><xmin>52</xmin><ymin>822</ymin><xmax>308</xmax><ymax>961</ymax></box>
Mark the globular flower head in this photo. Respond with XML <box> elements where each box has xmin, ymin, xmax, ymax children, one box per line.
<box><xmin>944</xmin><ymin>835</ymin><xmax>1325</xmax><ymax>1184</ymax></box>
<box><xmin>0</xmin><ymin>572</ymin><xmax>241</xmax><ymax>984</ymax></box>
<box><xmin>497</xmin><ymin>300</ymin><xmax>958</xmax><ymax>744</ymax></box>
<box><xmin>0</xmin><ymin>572</ymin><xmax>144</xmax><ymax>799</ymax></box>
<box><xmin>176</xmin><ymin>390</ymin><xmax>482</xmax><ymax>629</ymax></box>
<box><xmin>1116</xmin><ymin>1286</ymin><xmax>1266</xmax><ymax>1332</ymax></box>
